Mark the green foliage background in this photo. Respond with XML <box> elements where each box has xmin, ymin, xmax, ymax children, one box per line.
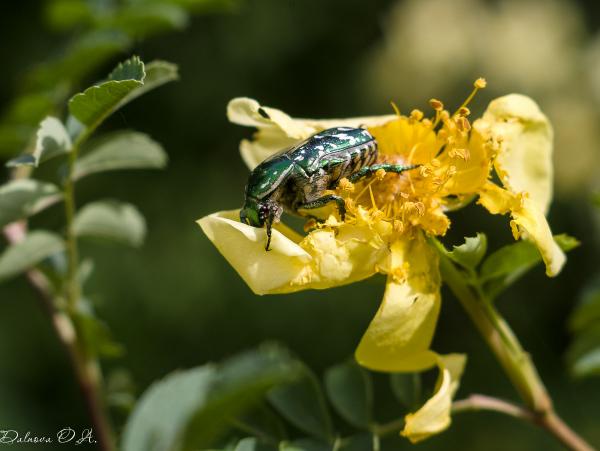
<box><xmin>1</xmin><ymin>0</ymin><xmax>599</xmax><ymax>449</ymax></box>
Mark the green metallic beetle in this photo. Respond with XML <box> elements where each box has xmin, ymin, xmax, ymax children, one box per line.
<box><xmin>240</xmin><ymin>126</ymin><xmax>417</xmax><ymax>250</ymax></box>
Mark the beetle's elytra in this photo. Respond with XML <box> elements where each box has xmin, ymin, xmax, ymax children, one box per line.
<box><xmin>240</xmin><ymin>126</ymin><xmax>417</xmax><ymax>250</ymax></box>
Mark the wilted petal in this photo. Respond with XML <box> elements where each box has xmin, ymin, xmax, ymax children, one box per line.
<box><xmin>227</xmin><ymin>97</ymin><xmax>395</xmax><ymax>169</ymax></box>
<box><xmin>478</xmin><ymin>182</ymin><xmax>565</xmax><ymax>276</ymax></box>
<box><xmin>355</xmin><ymin>236</ymin><xmax>441</xmax><ymax>372</ymax></box>
<box><xmin>198</xmin><ymin>210</ymin><xmax>390</xmax><ymax>294</ymax></box>
<box><xmin>481</xmin><ymin>94</ymin><xmax>554</xmax><ymax>214</ymax></box>
<box><xmin>402</xmin><ymin>354</ymin><xmax>466</xmax><ymax>443</ymax></box>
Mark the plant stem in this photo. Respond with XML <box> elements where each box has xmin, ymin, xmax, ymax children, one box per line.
<box><xmin>3</xmin><ymin>222</ymin><xmax>115</xmax><ymax>451</ymax></box>
<box><xmin>438</xmin><ymin>251</ymin><xmax>594</xmax><ymax>451</ymax></box>
<box><xmin>453</xmin><ymin>394</ymin><xmax>595</xmax><ymax>451</ymax></box>
<box><xmin>63</xmin><ymin>138</ymin><xmax>115</xmax><ymax>451</ymax></box>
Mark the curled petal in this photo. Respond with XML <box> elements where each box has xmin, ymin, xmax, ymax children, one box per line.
<box><xmin>402</xmin><ymin>354</ymin><xmax>467</xmax><ymax>443</ymax></box>
<box><xmin>198</xmin><ymin>210</ymin><xmax>390</xmax><ymax>294</ymax></box>
<box><xmin>478</xmin><ymin>182</ymin><xmax>565</xmax><ymax>276</ymax></box>
<box><xmin>480</xmin><ymin>94</ymin><xmax>554</xmax><ymax>214</ymax></box>
<box><xmin>227</xmin><ymin>97</ymin><xmax>396</xmax><ymax>169</ymax></box>
<box><xmin>355</xmin><ymin>236</ymin><xmax>441</xmax><ymax>372</ymax></box>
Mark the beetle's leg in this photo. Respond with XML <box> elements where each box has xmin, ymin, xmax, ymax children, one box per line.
<box><xmin>265</xmin><ymin>219</ymin><xmax>272</xmax><ymax>251</ymax></box>
<box><xmin>298</xmin><ymin>195</ymin><xmax>346</xmax><ymax>221</ymax></box>
<box><xmin>347</xmin><ymin>163</ymin><xmax>420</xmax><ymax>183</ymax></box>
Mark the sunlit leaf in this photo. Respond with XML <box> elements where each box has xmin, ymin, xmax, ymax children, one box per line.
<box><xmin>324</xmin><ymin>361</ymin><xmax>372</xmax><ymax>428</ymax></box>
<box><xmin>122</xmin><ymin>346</ymin><xmax>300</xmax><ymax>451</ymax></box>
<box><xmin>268</xmin><ymin>365</ymin><xmax>333</xmax><ymax>442</ymax></box>
<box><xmin>0</xmin><ymin>231</ymin><xmax>64</xmax><ymax>282</ymax></box>
<box><xmin>0</xmin><ymin>179</ymin><xmax>62</xmax><ymax>228</ymax></box>
<box><xmin>68</xmin><ymin>56</ymin><xmax>145</xmax><ymax>130</ymax></box>
<box><xmin>73</xmin><ymin>131</ymin><xmax>167</xmax><ymax>180</ymax></box>
<box><xmin>445</xmin><ymin>233</ymin><xmax>487</xmax><ymax>270</ymax></box>
<box><xmin>125</xmin><ymin>60</ymin><xmax>179</xmax><ymax>103</ymax></box>
<box><xmin>73</xmin><ymin>201</ymin><xmax>146</xmax><ymax>247</ymax></box>
<box><xmin>7</xmin><ymin>116</ymin><xmax>71</xmax><ymax>167</ymax></box>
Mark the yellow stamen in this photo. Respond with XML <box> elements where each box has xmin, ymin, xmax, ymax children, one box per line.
<box><xmin>454</xmin><ymin>77</ymin><xmax>486</xmax><ymax>116</ymax></box>
<box><xmin>429</xmin><ymin>98</ymin><xmax>444</xmax><ymax>111</ymax></box>
<box><xmin>390</xmin><ymin>101</ymin><xmax>401</xmax><ymax>117</ymax></box>
<box><xmin>410</xmin><ymin>109</ymin><xmax>424</xmax><ymax>121</ymax></box>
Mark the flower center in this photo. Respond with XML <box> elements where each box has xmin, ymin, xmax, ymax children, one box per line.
<box><xmin>333</xmin><ymin>79</ymin><xmax>489</xmax><ymax>238</ymax></box>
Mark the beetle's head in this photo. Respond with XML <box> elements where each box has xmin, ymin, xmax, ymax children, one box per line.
<box><xmin>239</xmin><ymin>197</ymin><xmax>268</xmax><ymax>228</ymax></box>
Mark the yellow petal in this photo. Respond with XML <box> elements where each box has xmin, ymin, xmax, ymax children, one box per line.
<box><xmin>368</xmin><ymin>117</ymin><xmax>439</xmax><ymax>164</ymax></box>
<box><xmin>478</xmin><ymin>182</ymin><xmax>565</xmax><ymax>276</ymax></box>
<box><xmin>480</xmin><ymin>94</ymin><xmax>554</xmax><ymax>214</ymax></box>
<box><xmin>511</xmin><ymin>197</ymin><xmax>566</xmax><ymax>277</ymax></box>
<box><xmin>439</xmin><ymin>120</ymin><xmax>493</xmax><ymax>195</ymax></box>
<box><xmin>198</xmin><ymin>210</ymin><xmax>390</xmax><ymax>294</ymax></box>
<box><xmin>355</xmin><ymin>236</ymin><xmax>441</xmax><ymax>372</ymax></box>
<box><xmin>402</xmin><ymin>354</ymin><xmax>466</xmax><ymax>443</ymax></box>
<box><xmin>227</xmin><ymin>97</ymin><xmax>396</xmax><ymax>170</ymax></box>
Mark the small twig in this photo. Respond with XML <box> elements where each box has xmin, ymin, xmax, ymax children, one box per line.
<box><xmin>452</xmin><ymin>394</ymin><xmax>535</xmax><ymax>421</ymax></box>
<box><xmin>3</xmin><ymin>222</ymin><xmax>114</xmax><ymax>451</ymax></box>
<box><xmin>452</xmin><ymin>394</ymin><xmax>595</xmax><ymax>451</ymax></box>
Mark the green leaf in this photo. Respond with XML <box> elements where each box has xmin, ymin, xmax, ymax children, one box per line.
<box><xmin>7</xmin><ymin>116</ymin><xmax>71</xmax><ymax>168</ymax></box>
<box><xmin>45</xmin><ymin>0</ymin><xmax>93</xmax><ymax>30</ymax></box>
<box><xmin>68</xmin><ymin>56</ymin><xmax>145</xmax><ymax>130</ymax></box>
<box><xmin>73</xmin><ymin>201</ymin><xmax>146</xmax><ymax>247</ymax></box>
<box><xmin>74</xmin><ymin>301</ymin><xmax>124</xmax><ymax>358</ymax></box>
<box><xmin>0</xmin><ymin>92</ymin><xmax>56</xmax><ymax>156</ymax></box>
<box><xmin>73</xmin><ymin>131</ymin><xmax>167</xmax><ymax>180</ymax></box>
<box><xmin>268</xmin><ymin>365</ymin><xmax>333</xmax><ymax>442</ymax></box>
<box><xmin>67</xmin><ymin>57</ymin><xmax>178</xmax><ymax>134</ymax></box>
<box><xmin>234</xmin><ymin>437</ymin><xmax>277</xmax><ymax>451</ymax></box>
<box><xmin>235</xmin><ymin>405</ymin><xmax>287</xmax><ymax>444</ymax></box>
<box><xmin>27</xmin><ymin>30</ymin><xmax>131</xmax><ymax>91</ymax></box>
<box><xmin>480</xmin><ymin>234</ymin><xmax>579</xmax><ymax>299</ymax></box>
<box><xmin>324</xmin><ymin>361</ymin><xmax>372</xmax><ymax>428</ymax></box>
<box><xmin>338</xmin><ymin>434</ymin><xmax>373</xmax><ymax>451</ymax></box>
<box><xmin>0</xmin><ymin>231</ymin><xmax>64</xmax><ymax>282</ymax></box>
<box><xmin>130</xmin><ymin>60</ymin><xmax>179</xmax><ymax>101</ymax></box>
<box><xmin>390</xmin><ymin>373</ymin><xmax>422</xmax><ymax>411</ymax></box>
<box><xmin>122</xmin><ymin>346</ymin><xmax>300</xmax><ymax>451</ymax></box>
<box><xmin>123</xmin><ymin>365</ymin><xmax>216</xmax><ymax>451</ymax></box>
<box><xmin>568</xmin><ymin>277</ymin><xmax>600</xmax><ymax>332</ymax></box>
<box><xmin>101</xmin><ymin>4</ymin><xmax>189</xmax><ymax>37</ymax></box>
<box><xmin>446</xmin><ymin>233</ymin><xmax>487</xmax><ymax>270</ymax></box>
<box><xmin>0</xmin><ymin>179</ymin><xmax>62</xmax><ymax>228</ymax></box>
<box><xmin>567</xmin><ymin>323</ymin><xmax>600</xmax><ymax>378</ymax></box>
<box><xmin>279</xmin><ymin>439</ymin><xmax>330</xmax><ymax>451</ymax></box>
<box><xmin>109</xmin><ymin>55</ymin><xmax>146</xmax><ymax>82</ymax></box>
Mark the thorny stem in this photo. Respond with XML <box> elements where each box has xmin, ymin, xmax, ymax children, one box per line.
<box><xmin>438</xmin><ymin>250</ymin><xmax>595</xmax><ymax>451</ymax></box>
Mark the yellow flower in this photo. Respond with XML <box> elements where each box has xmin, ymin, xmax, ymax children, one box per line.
<box><xmin>198</xmin><ymin>82</ymin><xmax>565</xmax><ymax>442</ymax></box>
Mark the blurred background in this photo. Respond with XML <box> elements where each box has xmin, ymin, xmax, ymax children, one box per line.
<box><xmin>1</xmin><ymin>0</ymin><xmax>599</xmax><ymax>449</ymax></box>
